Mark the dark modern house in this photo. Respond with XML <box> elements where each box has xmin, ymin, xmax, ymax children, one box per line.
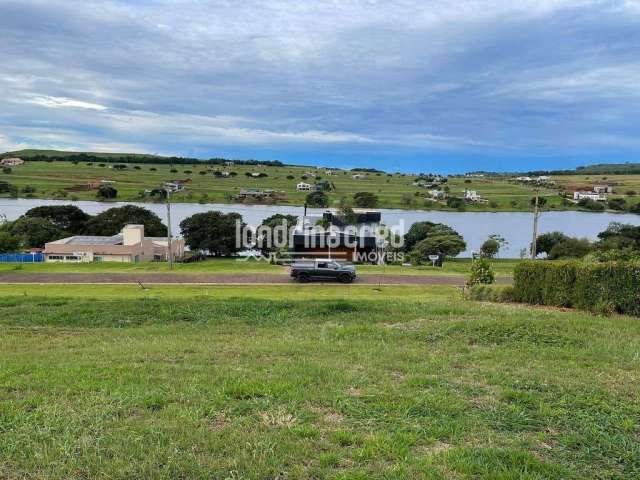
<box><xmin>291</xmin><ymin>209</ymin><xmax>384</xmax><ymax>263</ymax></box>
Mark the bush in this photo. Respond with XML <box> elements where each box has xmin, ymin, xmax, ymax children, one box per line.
<box><xmin>608</xmin><ymin>198</ymin><xmax>627</xmax><ymax>211</ymax></box>
<box><xmin>96</xmin><ymin>185</ymin><xmax>118</xmax><ymax>199</ymax></box>
<box><xmin>513</xmin><ymin>261</ymin><xmax>640</xmax><ymax>315</ymax></box>
<box><xmin>2</xmin><ymin>167</ymin><xmax>12</xmax><ymax>174</ymax></box>
<box><xmin>446</xmin><ymin>197</ymin><xmax>465</xmax><ymax>210</ymax></box>
<box><xmin>467</xmin><ymin>258</ymin><xmax>495</xmax><ymax>285</ymax></box>
<box><xmin>353</xmin><ymin>192</ymin><xmax>378</xmax><ymax>208</ymax></box>
<box><xmin>578</xmin><ymin>198</ymin><xmax>605</xmax><ymax>211</ymax></box>
<box><xmin>467</xmin><ymin>285</ymin><xmax>515</xmax><ymax>303</ymax></box>
<box><xmin>547</xmin><ymin>238</ymin><xmax>592</xmax><ymax>259</ymax></box>
<box><xmin>305</xmin><ymin>191</ymin><xmax>329</xmax><ymax>208</ymax></box>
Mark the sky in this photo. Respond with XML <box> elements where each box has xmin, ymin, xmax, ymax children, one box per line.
<box><xmin>0</xmin><ymin>0</ymin><xmax>639</xmax><ymax>173</ymax></box>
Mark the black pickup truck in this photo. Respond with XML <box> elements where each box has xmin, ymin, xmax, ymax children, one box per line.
<box><xmin>290</xmin><ymin>259</ymin><xmax>357</xmax><ymax>283</ymax></box>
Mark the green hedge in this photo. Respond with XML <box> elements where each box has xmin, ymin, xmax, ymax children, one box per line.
<box><xmin>513</xmin><ymin>261</ymin><xmax>640</xmax><ymax>316</ymax></box>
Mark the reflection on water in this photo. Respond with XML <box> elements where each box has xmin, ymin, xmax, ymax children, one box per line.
<box><xmin>1</xmin><ymin>198</ymin><xmax>639</xmax><ymax>258</ymax></box>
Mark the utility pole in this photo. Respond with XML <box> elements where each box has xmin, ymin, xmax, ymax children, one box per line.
<box><xmin>531</xmin><ymin>189</ymin><xmax>540</xmax><ymax>259</ymax></box>
<box><xmin>166</xmin><ymin>188</ymin><xmax>173</xmax><ymax>270</ymax></box>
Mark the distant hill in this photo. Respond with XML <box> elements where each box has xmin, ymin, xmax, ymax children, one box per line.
<box><xmin>1</xmin><ymin>149</ymin><xmax>285</xmax><ymax>167</ymax></box>
<box><xmin>523</xmin><ymin>163</ymin><xmax>640</xmax><ymax>176</ymax></box>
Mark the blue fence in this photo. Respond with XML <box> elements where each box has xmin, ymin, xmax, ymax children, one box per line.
<box><xmin>0</xmin><ymin>253</ymin><xmax>45</xmax><ymax>263</ymax></box>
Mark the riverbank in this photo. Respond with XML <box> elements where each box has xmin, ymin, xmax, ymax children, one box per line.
<box><xmin>3</xmin><ymin>198</ymin><xmax>639</xmax><ymax>257</ymax></box>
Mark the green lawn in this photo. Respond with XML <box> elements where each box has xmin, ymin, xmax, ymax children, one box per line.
<box><xmin>0</xmin><ymin>285</ymin><xmax>638</xmax><ymax>478</ymax></box>
<box><xmin>0</xmin><ymin>257</ymin><xmax>519</xmax><ymax>277</ymax></box>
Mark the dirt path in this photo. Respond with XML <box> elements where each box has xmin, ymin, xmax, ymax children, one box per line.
<box><xmin>0</xmin><ymin>272</ymin><xmax>512</xmax><ymax>285</ymax></box>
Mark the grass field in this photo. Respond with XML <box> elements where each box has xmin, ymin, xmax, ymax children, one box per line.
<box><xmin>0</xmin><ymin>257</ymin><xmax>520</xmax><ymax>277</ymax></box>
<box><xmin>0</xmin><ymin>156</ymin><xmax>566</xmax><ymax>211</ymax></box>
<box><xmin>1</xmin><ymin>284</ymin><xmax>639</xmax><ymax>478</ymax></box>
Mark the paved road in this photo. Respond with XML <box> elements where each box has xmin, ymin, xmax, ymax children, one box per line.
<box><xmin>0</xmin><ymin>272</ymin><xmax>512</xmax><ymax>285</ymax></box>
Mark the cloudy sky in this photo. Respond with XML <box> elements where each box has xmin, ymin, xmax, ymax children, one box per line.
<box><xmin>1</xmin><ymin>0</ymin><xmax>639</xmax><ymax>172</ymax></box>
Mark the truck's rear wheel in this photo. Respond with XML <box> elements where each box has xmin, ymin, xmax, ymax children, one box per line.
<box><xmin>338</xmin><ymin>274</ymin><xmax>353</xmax><ymax>284</ymax></box>
<box><xmin>298</xmin><ymin>272</ymin><xmax>311</xmax><ymax>283</ymax></box>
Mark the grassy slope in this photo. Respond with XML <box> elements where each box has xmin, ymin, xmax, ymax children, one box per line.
<box><xmin>0</xmin><ymin>257</ymin><xmax>520</xmax><ymax>277</ymax></box>
<box><xmin>0</xmin><ymin>285</ymin><xmax>639</xmax><ymax>478</ymax></box>
<box><xmin>0</xmin><ymin>159</ymin><xmax>577</xmax><ymax>211</ymax></box>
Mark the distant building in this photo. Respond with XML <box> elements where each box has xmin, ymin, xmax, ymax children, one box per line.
<box><xmin>573</xmin><ymin>191</ymin><xmax>607</xmax><ymax>201</ymax></box>
<box><xmin>296</xmin><ymin>182</ymin><xmax>312</xmax><ymax>191</ymax></box>
<box><xmin>352</xmin><ymin>174</ymin><xmax>367</xmax><ymax>180</ymax></box>
<box><xmin>429</xmin><ymin>189</ymin><xmax>446</xmax><ymax>200</ymax></box>
<box><xmin>44</xmin><ymin>225</ymin><xmax>183</xmax><ymax>263</ymax></box>
<box><xmin>593</xmin><ymin>185</ymin><xmax>613</xmax><ymax>194</ymax></box>
<box><xmin>515</xmin><ymin>176</ymin><xmax>533</xmax><ymax>182</ymax></box>
<box><xmin>464</xmin><ymin>189</ymin><xmax>481</xmax><ymax>201</ymax></box>
<box><xmin>0</xmin><ymin>157</ymin><xmax>24</xmax><ymax>166</ymax></box>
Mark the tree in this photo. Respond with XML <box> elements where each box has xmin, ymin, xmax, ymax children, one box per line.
<box><xmin>180</xmin><ymin>211</ymin><xmax>245</xmax><ymax>256</ymax></box>
<box><xmin>97</xmin><ymin>185</ymin><xmax>118</xmax><ymax>199</ymax></box>
<box><xmin>631</xmin><ymin>202</ymin><xmax>640</xmax><ymax>214</ymax></box>
<box><xmin>9</xmin><ymin>217</ymin><xmax>63</xmax><ymax>248</ymax></box>
<box><xmin>83</xmin><ymin>205</ymin><xmax>167</xmax><ymax>236</ymax></box>
<box><xmin>597</xmin><ymin>223</ymin><xmax>640</xmax><ymax>252</ymax></box>
<box><xmin>306</xmin><ymin>191</ymin><xmax>329</xmax><ymax>208</ymax></box>
<box><xmin>353</xmin><ymin>192</ymin><xmax>378</xmax><ymax>208</ymax></box>
<box><xmin>480</xmin><ymin>238</ymin><xmax>500</xmax><ymax>258</ymax></box>
<box><xmin>0</xmin><ymin>231</ymin><xmax>22</xmax><ymax>253</ymax></box>
<box><xmin>547</xmin><ymin>238</ymin><xmax>592</xmax><ymax>259</ymax></box>
<box><xmin>256</xmin><ymin>214</ymin><xmax>298</xmax><ymax>256</ymax></box>
<box><xmin>531</xmin><ymin>196</ymin><xmax>547</xmax><ymax>208</ymax></box>
<box><xmin>0</xmin><ymin>181</ymin><xmax>14</xmax><ymax>194</ymax></box>
<box><xmin>408</xmin><ymin>233</ymin><xmax>466</xmax><ymax>264</ymax></box>
<box><xmin>404</xmin><ymin>221</ymin><xmax>466</xmax><ymax>262</ymax></box>
<box><xmin>24</xmin><ymin>205</ymin><xmax>90</xmax><ymax>234</ymax></box>
<box><xmin>535</xmin><ymin>231</ymin><xmax>569</xmax><ymax>256</ymax></box>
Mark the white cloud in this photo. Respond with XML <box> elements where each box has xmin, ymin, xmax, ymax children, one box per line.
<box><xmin>16</xmin><ymin>95</ymin><xmax>108</xmax><ymax>111</ymax></box>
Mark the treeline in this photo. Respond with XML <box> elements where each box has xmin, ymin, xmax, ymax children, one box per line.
<box><xmin>1</xmin><ymin>151</ymin><xmax>285</xmax><ymax>167</ymax></box>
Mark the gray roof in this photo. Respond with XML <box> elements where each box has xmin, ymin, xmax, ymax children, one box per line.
<box><xmin>60</xmin><ymin>234</ymin><xmax>123</xmax><ymax>245</ymax></box>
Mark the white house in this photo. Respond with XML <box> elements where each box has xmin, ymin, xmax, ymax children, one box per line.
<box><xmin>352</xmin><ymin>174</ymin><xmax>367</xmax><ymax>180</ymax></box>
<box><xmin>573</xmin><ymin>191</ymin><xmax>607</xmax><ymax>201</ymax></box>
<box><xmin>464</xmin><ymin>189</ymin><xmax>482</xmax><ymax>201</ymax></box>
<box><xmin>296</xmin><ymin>182</ymin><xmax>312</xmax><ymax>191</ymax></box>
<box><xmin>536</xmin><ymin>176</ymin><xmax>551</xmax><ymax>182</ymax></box>
<box><xmin>429</xmin><ymin>189</ymin><xmax>445</xmax><ymax>200</ymax></box>
<box><xmin>593</xmin><ymin>185</ymin><xmax>613</xmax><ymax>194</ymax></box>
<box><xmin>0</xmin><ymin>157</ymin><xmax>24</xmax><ymax>167</ymax></box>
<box><xmin>515</xmin><ymin>176</ymin><xmax>533</xmax><ymax>182</ymax></box>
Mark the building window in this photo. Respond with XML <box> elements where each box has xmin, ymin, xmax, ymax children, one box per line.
<box><xmin>47</xmin><ymin>255</ymin><xmax>64</xmax><ymax>260</ymax></box>
<box><xmin>65</xmin><ymin>255</ymin><xmax>81</xmax><ymax>261</ymax></box>
<box><xmin>94</xmin><ymin>256</ymin><xmax>103</xmax><ymax>262</ymax></box>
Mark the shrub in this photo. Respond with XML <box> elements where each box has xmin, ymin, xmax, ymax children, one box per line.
<box><xmin>2</xmin><ymin>167</ymin><xmax>12</xmax><ymax>174</ymax></box>
<box><xmin>467</xmin><ymin>258</ymin><xmax>495</xmax><ymax>285</ymax></box>
<box><xmin>578</xmin><ymin>198</ymin><xmax>605</xmax><ymax>211</ymax></box>
<box><xmin>446</xmin><ymin>197</ymin><xmax>465</xmax><ymax>210</ymax></box>
<box><xmin>608</xmin><ymin>198</ymin><xmax>627</xmax><ymax>210</ymax></box>
<box><xmin>96</xmin><ymin>185</ymin><xmax>118</xmax><ymax>199</ymax></box>
<box><xmin>305</xmin><ymin>191</ymin><xmax>329</xmax><ymax>208</ymax></box>
<box><xmin>353</xmin><ymin>192</ymin><xmax>378</xmax><ymax>208</ymax></box>
<box><xmin>467</xmin><ymin>285</ymin><xmax>515</xmax><ymax>303</ymax></box>
<box><xmin>513</xmin><ymin>261</ymin><xmax>640</xmax><ymax>315</ymax></box>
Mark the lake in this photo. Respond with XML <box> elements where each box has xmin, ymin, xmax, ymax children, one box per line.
<box><xmin>1</xmin><ymin>198</ymin><xmax>639</xmax><ymax>258</ymax></box>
